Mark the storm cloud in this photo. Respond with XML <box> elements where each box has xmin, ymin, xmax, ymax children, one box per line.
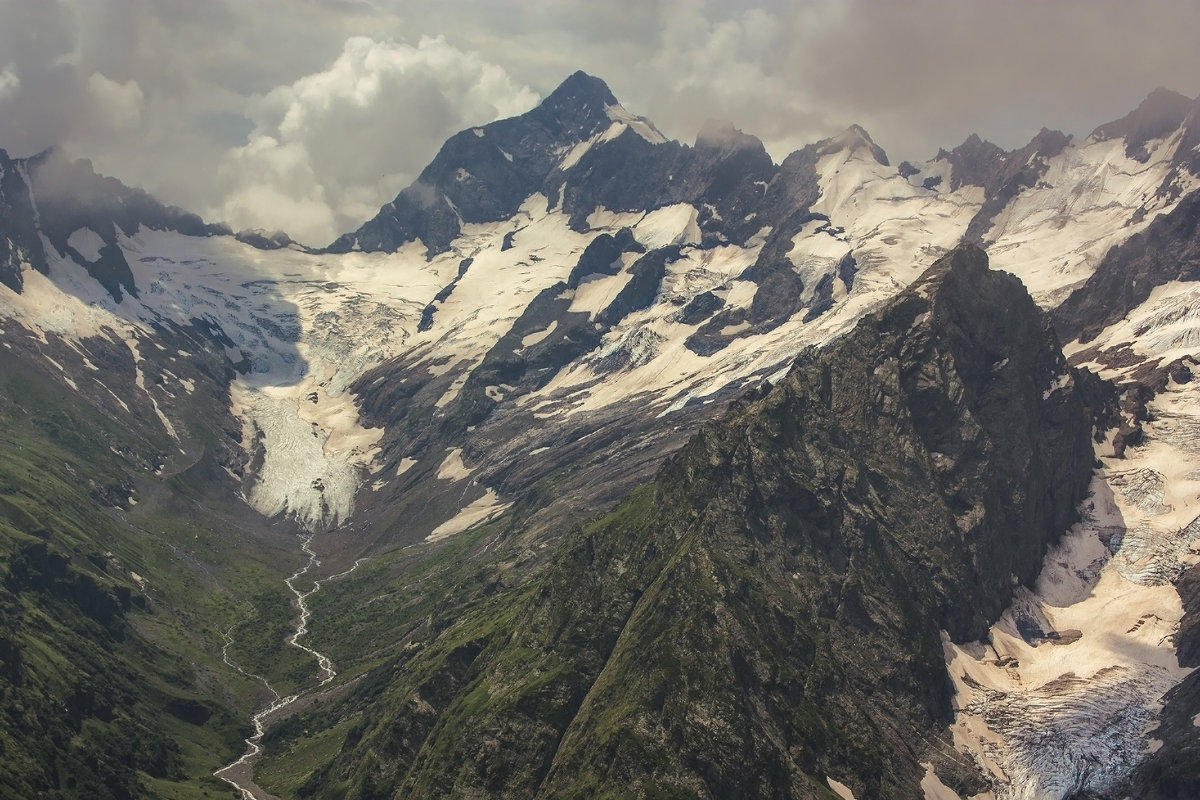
<box><xmin>0</xmin><ymin>0</ymin><xmax>1196</xmax><ymax>245</ymax></box>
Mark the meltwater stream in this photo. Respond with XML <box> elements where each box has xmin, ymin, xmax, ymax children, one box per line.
<box><xmin>215</xmin><ymin>535</ymin><xmax>364</xmax><ymax>800</ymax></box>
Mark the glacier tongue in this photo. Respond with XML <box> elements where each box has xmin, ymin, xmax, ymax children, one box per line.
<box><xmin>233</xmin><ymin>378</ymin><xmax>381</xmax><ymax>532</ymax></box>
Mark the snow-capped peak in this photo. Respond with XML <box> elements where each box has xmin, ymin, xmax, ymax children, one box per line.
<box><xmin>819</xmin><ymin>123</ymin><xmax>889</xmax><ymax>166</ymax></box>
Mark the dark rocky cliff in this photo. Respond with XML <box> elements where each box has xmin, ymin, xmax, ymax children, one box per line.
<box><xmin>0</xmin><ymin>148</ymin><xmax>46</xmax><ymax>293</ymax></box>
<box><xmin>276</xmin><ymin>244</ymin><xmax>1096</xmax><ymax>799</ymax></box>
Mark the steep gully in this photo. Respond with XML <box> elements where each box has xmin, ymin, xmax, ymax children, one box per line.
<box><xmin>214</xmin><ymin>534</ymin><xmax>365</xmax><ymax>800</ymax></box>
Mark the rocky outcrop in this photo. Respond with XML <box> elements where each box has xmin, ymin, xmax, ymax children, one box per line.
<box><xmin>566</xmin><ymin>227</ymin><xmax>643</xmax><ymax>287</ymax></box>
<box><xmin>595</xmin><ymin>245</ymin><xmax>680</xmax><ymax>327</ymax></box>
<box><xmin>937</xmin><ymin>133</ymin><xmax>1009</xmax><ymax>192</ymax></box>
<box><xmin>556</xmin><ymin>121</ymin><xmax>779</xmax><ymax>243</ymax></box>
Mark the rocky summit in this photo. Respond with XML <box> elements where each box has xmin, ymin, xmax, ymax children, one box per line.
<box><xmin>1</xmin><ymin>72</ymin><xmax>1199</xmax><ymax>800</ymax></box>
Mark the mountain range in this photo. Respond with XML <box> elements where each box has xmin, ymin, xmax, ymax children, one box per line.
<box><xmin>0</xmin><ymin>71</ymin><xmax>1198</xmax><ymax>799</ymax></box>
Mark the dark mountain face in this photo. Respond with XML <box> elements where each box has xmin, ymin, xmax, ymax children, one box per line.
<box><xmin>334</xmin><ymin>72</ymin><xmax>797</xmax><ymax>257</ymax></box>
<box><xmin>933</xmin><ymin>128</ymin><xmax>1072</xmax><ymax>245</ymax></box>
<box><xmin>0</xmin><ymin>149</ymin><xmax>45</xmax><ymax>293</ymax></box>
<box><xmin>277</xmin><ymin>245</ymin><xmax>1096</xmax><ymax>799</ymax></box>
<box><xmin>937</xmin><ymin>133</ymin><xmax>1008</xmax><ymax>192</ymax></box>
<box><xmin>961</xmin><ymin>127</ymin><xmax>1071</xmax><ymax>244</ymax></box>
<box><xmin>329</xmin><ymin>71</ymin><xmax>620</xmax><ymax>255</ymax></box>
<box><xmin>1092</xmin><ymin>87</ymin><xmax>1195</xmax><ymax>162</ymax></box>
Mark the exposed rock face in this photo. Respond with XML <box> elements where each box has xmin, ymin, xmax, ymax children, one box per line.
<box><xmin>938</xmin><ymin>133</ymin><xmax>1009</xmax><ymax>192</ymax></box>
<box><xmin>595</xmin><ymin>245</ymin><xmax>681</xmax><ymax>326</ymax></box>
<box><xmin>555</xmin><ymin>120</ymin><xmax>778</xmax><ymax>243</ymax></box>
<box><xmin>0</xmin><ymin>148</ymin><xmax>45</xmax><ymax>293</ymax></box>
<box><xmin>233</xmin><ymin>228</ymin><xmax>298</xmax><ymax>250</ymax></box>
<box><xmin>566</xmin><ymin>226</ymin><xmax>644</xmax><ymax>287</ymax></box>
<box><xmin>1092</xmin><ymin>87</ymin><xmax>1196</xmax><ymax>163</ymax></box>
<box><xmin>289</xmin><ymin>245</ymin><xmax>1095</xmax><ymax>799</ymax></box>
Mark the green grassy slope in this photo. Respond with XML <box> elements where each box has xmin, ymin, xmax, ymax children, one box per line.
<box><xmin>0</xmin><ymin>345</ymin><xmax>308</xmax><ymax>799</ymax></box>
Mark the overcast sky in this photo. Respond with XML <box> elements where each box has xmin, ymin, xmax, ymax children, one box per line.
<box><xmin>0</xmin><ymin>0</ymin><xmax>1197</xmax><ymax>246</ymax></box>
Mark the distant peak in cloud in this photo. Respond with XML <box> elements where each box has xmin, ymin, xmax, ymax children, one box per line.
<box><xmin>545</xmin><ymin>71</ymin><xmax>617</xmax><ymax>107</ymax></box>
<box><xmin>207</xmin><ymin>35</ymin><xmax>539</xmax><ymax>246</ymax></box>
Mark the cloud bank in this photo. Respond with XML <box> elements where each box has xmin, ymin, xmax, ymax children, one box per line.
<box><xmin>0</xmin><ymin>0</ymin><xmax>1197</xmax><ymax>245</ymax></box>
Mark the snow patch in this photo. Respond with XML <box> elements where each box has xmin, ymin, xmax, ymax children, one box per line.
<box><xmin>425</xmin><ymin>489</ymin><xmax>509</xmax><ymax>542</ymax></box>
<box><xmin>585</xmin><ymin>206</ymin><xmax>647</xmax><ymax>232</ymax></box>
<box><xmin>520</xmin><ymin>320</ymin><xmax>557</xmax><ymax>347</ymax></box>
<box><xmin>95</xmin><ymin>378</ymin><xmax>130</xmax><ymax>412</ymax></box>
<box><xmin>435</xmin><ymin>370</ymin><xmax>472</xmax><ymax>408</ymax></box>
<box><xmin>1042</xmin><ymin>372</ymin><xmax>1073</xmax><ymax>399</ymax></box>
<box><xmin>633</xmin><ymin>203</ymin><xmax>700</xmax><ymax>249</ymax></box>
<box><xmin>125</xmin><ymin>336</ymin><xmax>178</xmax><ymax>439</ymax></box>
<box><xmin>66</xmin><ymin>227</ymin><xmax>106</xmax><ymax>262</ymax></box>
<box><xmin>604</xmin><ymin>102</ymin><xmax>668</xmax><ymax>144</ymax></box>
<box><xmin>827</xmin><ymin>777</ymin><xmax>856</xmax><ymax>800</ymax></box>
<box><xmin>436</xmin><ymin>447</ymin><xmax>472</xmax><ymax>480</ymax></box>
<box><xmin>569</xmin><ymin>267</ymin><xmax>635</xmax><ymax>317</ymax></box>
<box><xmin>558</xmin><ymin>132</ymin><xmax>603</xmax><ymax>171</ymax></box>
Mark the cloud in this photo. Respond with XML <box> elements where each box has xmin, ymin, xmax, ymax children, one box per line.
<box><xmin>0</xmin><ymin>0</ymin><xmax>1197</xmax><ymax>244</ymax></box>
<box><xmin>0</xmin><ymin>64</ymin><xmax>17</xmax><ymax>100</ymax></box>
<box><xmin>209</xmin><ymin>34</ymin><xmax>539</xmax><ymax>245</ymax></box>
<box><xmin>86</xmin><ymin>72</ymin><xmax>144</xmax><ymax>130</ymax></box>
<box><xmin>528</xmin><ymin>0</ymin><xmax>1200</xmax><ymax>164</ymax></box>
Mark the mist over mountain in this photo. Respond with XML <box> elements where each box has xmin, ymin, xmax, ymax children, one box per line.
<box><xmin>0</xmin><ymin>71</ymin><xmax>1199</xmax><ymax>799</ymax></box>
<box><xmin>2</xmin><ymin>1</ymin><xmax>1197</xmax><ymax>247</ymax></box>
